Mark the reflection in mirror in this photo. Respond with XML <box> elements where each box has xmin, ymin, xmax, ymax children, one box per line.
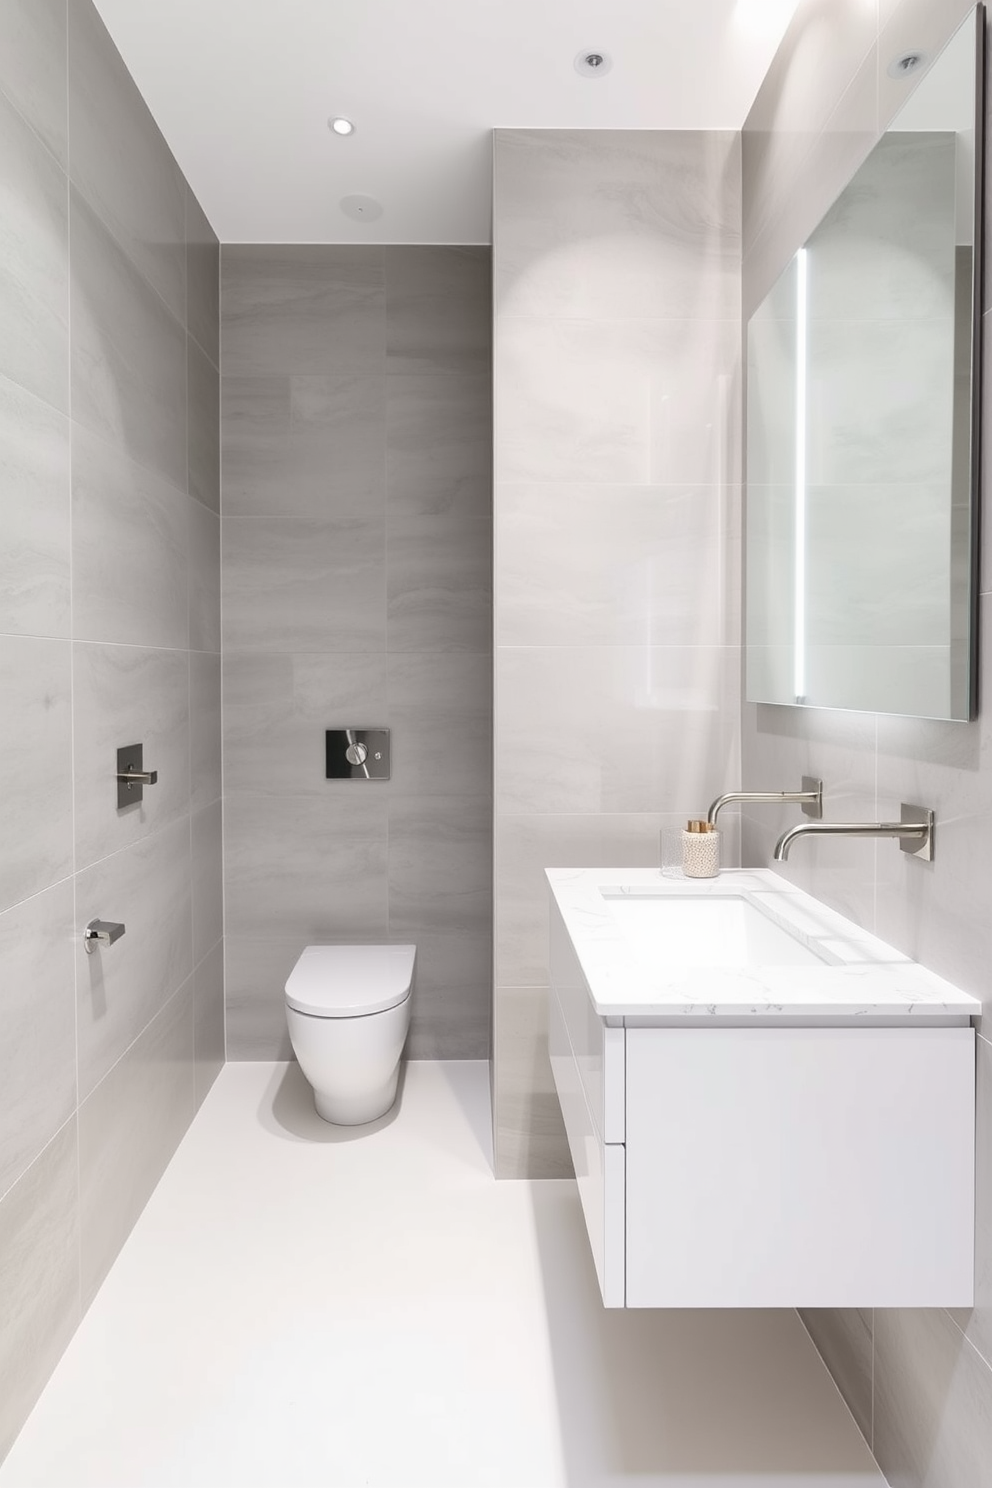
<box><xmin>745</xmin><ymin>8</ymin><xmax>982</xmax><ymax>720</ymax></box>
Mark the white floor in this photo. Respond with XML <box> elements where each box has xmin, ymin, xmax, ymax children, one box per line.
<box><xmin>1</xmin><ymin>1062</ymin><xmax>884</xmax><ymax>1488</ymax></box>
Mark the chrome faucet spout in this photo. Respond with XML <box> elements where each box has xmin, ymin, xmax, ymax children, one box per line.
<box><xmin>707</xmin><ymin>777</ymin><xmax>822</xmax><ymax>826</ymax></box>
<box><xmin>773</xmin><ymin>805</ymin><xmax>934</xmax><ymax>862</ymax></box>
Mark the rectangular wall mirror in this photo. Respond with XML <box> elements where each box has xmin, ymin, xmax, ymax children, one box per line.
<box><xmin>745</xmin><ymin>6</ymin><xmax>984</xmax><ymax>720</ymax></box>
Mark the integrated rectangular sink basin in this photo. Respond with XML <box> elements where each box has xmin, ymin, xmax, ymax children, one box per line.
<box><xmin>602</xmin><ymin>892</ymin><xmax>827</xmax><ymax>969</ymax></box>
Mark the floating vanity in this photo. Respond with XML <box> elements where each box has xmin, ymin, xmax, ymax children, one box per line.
<box><xmin>547</xmin><ymin>868</ymin><xmax>978</xmax><ymax>1309</ymax></box>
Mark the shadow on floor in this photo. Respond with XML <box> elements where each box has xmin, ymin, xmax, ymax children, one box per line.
<box><xmin>258</xmin><ymin>1061</ymin><xmax>404</xmax><ymax>1144</ymax></box>
<box><xmin>528</xmin><ymin>1183</ymin><xmax>879</xmax><ymax>1486</ymax></box>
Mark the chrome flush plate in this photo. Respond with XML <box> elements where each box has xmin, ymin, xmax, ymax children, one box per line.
<box><xmin>325</xmin><ymin>728</ymin><xmax>390</xmax><ymax>780</ymax></box>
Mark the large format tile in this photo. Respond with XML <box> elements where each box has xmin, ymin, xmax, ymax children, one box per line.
<box><xmin>72</xmin><ymin>643</ymin><xmax>190</xmax><ymax>872</ymax></box>
<box><xmin>0</xmin><ymin>375</ymin><xmax>70</xmax><ymax>637</ymax></box>
<box><xmin>224</xmin><ymin>793</ymin><xmax>389</xmax><ymax>941</ymax></box>
<box><xmin>222</xmin><ymin>517</ymin><xmax>386</xmax><ymax>653</ymax></box>
<box><xmin>192</xmin><ymin>801</ymin><xmax>223</xmax><ymax>966</ymax></box>
<box><xmin>384</xmin><ymin>246</ymin><xmax>490</xmax><ymax>374</ymax></box>
<box><xmin>494</xmin><ymin>984</ymin><xmax>572</xmax><ymax>1180</ymax></box>
<box><xmin>70</xmin><ymin>188</ymin><xmax>187</xmax><ymax>491</ymax></box>
<box><xmin>799</xmin><ymin>1309</ymin><xmax>874</xmax><ymax>1448</ymax></box>
<box><xmin>188</xmin><ymin>498</ymin><xmax>220</xmax><ymax>654</ymax></box>
<box><xmin>387</xmin><ymin>515</ymin><xmax>492</xmax><ymax>652</ymax></box>
<box><xmin>0</xmin><ymin>88</ymin><xmax>68</xmax><ymax>413</ymax></box>
<box><xmin>222</xmin><ymin>374</ymin><xmax>386</xmax><ymax>517</ymax></box>
<box><xmin>494</xmin><ymin>130</ymin><xmax>740</xmax><ymax>321</ymax></box>
<box><xmin>385</xmin><ymin>374</ymin><xmax>491</xmax><ymax>517</ymax></box>
<box><xmin>498</xmin><ymin>482</ymin><xmax>737</xmax><ymax>648</ymax></box>
<box><xmin>186</xmin><ymin>187</ymin><xmax>219</xmax><ymax>369</ymax></box>
<box><xmin>0</xmin><ymin>0</ymin><xmax>66</xmax><ymax>166</ymax></box>
<box><xmin>0</xmin><ymin>1121</ymin><xmax>79</xmax><ymax>1462</ymax></box>
<box><xmin>74</xmin><ymin>818</ymin><xmax>193</xmax><ymax>1100</ymax></box>
<box><xmin>221</xmin><ymin>245</ymin><xmax>384</xmax><ymax>376</ymax></box>
<box><xmin>874</xmin><ymin>1308</ymin><xmax>992</xmax><ymax>1487</ymax></box>
<box><xmin>0</xmin><ymin>636</ymin><xmax>72</xmax><ymax>914</ymax></box>
<box><xmin>223</xmin><ymin>938</ymin><xmax>299</xmax><ymax>1059</ymax></box>
<box><xmin>497</xmin><ymin>645</ymin><xmax>737</xmax><ymax>816</ymax></box>
<box><xmin>403</xmin><ymin>930</ymin><xmax>491</xmax><ymax>1059</ymax></box>
<box><xmin>71</xmin><ymin>425</ymin><xmax>188</xmax><ymax>650</ymax></box>
<box><xmin>386</xmin><ymin>652</ymin><xmax>492</xmax><ymax>798</ymax></box>
<box><xmin>497</xmin><ymin>316</ymin><xmax>740</xmax><ymax>487</ymax></box>
<box><xmin>387</xmin><ymin>797</ymin><xmax>492</xmax><ymax>937</ymax></box>
<box><xmin>78</xmin><ymin>977</ymin><xmax>194</xmax><ymax>1308</ymax></box>
<box><xmin>188</xmin><ymin>336</ymin><xmax>220</xmax><ymax>513</ymax></box>
<box><xmin>68</xmin><ymin>0</ymin><xmax>186</xmax><ymax>320</ymax></box>
<box><xmin>222</xmin><ymin>651</ymin><xmax>388</xmax><ymax>797</ymax></box>
<box><xmin>193</xmin><ymin>940</ymin><xmax>225</xmax><ymax>1108</ymax></box>
<box><xmin>0</xmin><ymin>882</ymin><xmax>76</xmax><ymax>1200</ymax></box>
<box><xmin>190</xmin><ymin>651</ymin><xmax>222</xmax><ymax>814</ymax></box>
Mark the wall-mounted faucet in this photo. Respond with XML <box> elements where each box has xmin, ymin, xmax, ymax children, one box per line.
<box><xmin>774</xmin><ymin>804</ymin><xmax>934</xmax><ymax>862</ymax></box>
<box><xmin>707</xmin><ymin>776</ymin><xmax>823</xmax><ymax>827</ymax></box>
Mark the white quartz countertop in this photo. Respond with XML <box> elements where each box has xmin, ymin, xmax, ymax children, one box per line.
<box><xmin>546</xmin><ymin>867</ymin><xmax>981</xmax><ymax>1022</ymax></box>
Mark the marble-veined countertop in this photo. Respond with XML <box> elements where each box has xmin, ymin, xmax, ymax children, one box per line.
<box><xmin>546</xmin><ymin>867</ymin><xmax>981</xmax><ymax>1022</ymax></box>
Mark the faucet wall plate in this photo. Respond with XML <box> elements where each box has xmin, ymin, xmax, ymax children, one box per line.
<box><xmin>116</xmin><ymin>743</ymin><xmax>158</xmax><ymax>808</ymax></box>
<box><xmin>900</xmin><ymin>803</ymin><xmax>935</xmax><ymax>861</ymax></box>
<box><xmin>801</xmin><ymin>776</ymin><xmax>823</xmax><ymax>819</ymax></box>
<box><xmin>325</xmin><ymin>728</ymin><xmax>390</xmax><ymax>780</ymax></box>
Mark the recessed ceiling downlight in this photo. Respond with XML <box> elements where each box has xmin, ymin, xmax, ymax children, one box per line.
<box><xmin>329</xmin><ymin>116</ymin><xmax>355</xmax><ymax>135</ymax></box>
<box><xmin>887</xmin><ymin>50</ymin><xmax>928</xmax><ymax>78</ymax></box>
<box><xmin>340</xmin><ymin>194</ymin><xmax>383</xmax><ymax>223</ymax></box>
<box><xmin>574</xmin><ymin>50</ymin><xmax>613</xmax><ymax>78</ymax></box>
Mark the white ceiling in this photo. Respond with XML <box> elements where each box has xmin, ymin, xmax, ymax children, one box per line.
<box><xmin>92</xmin><ymin>0</ymin><xmax>800</xmax><ymax>244</ymax></box>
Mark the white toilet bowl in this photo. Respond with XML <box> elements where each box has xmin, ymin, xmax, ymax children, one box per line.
<box><xmin>285</xmin><ymin>944</ymin><xmax>416</xmax><ymax>1125</ymax></box>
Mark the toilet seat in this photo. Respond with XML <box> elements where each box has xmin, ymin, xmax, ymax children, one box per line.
<box><xmin>285</xmin><ymin>944</ymin><xmax>416</xmax><ymax>1018</ymax></box>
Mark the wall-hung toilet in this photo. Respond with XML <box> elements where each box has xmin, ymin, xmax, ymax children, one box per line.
<box><xmin>285</xmin><ymin>945</ymin><xmax>416</xmax><ymax>1125</ymax></box>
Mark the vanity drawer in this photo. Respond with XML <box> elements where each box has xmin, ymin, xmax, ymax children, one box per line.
<box><xmin>548</xmin><ymin>986</ymin><xmax>625</xmax><ymax>1306</ymax></box>
<box><xmin>550</xmin><ymin>903</ymin><xmax>625</xmax><ymax>1142</ymax></box>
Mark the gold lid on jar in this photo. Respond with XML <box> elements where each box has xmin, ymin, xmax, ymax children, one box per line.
<box><xmin>686</xmin><ymin>819</ymin><xmax>715</xmax><ymax>833</ymax></box>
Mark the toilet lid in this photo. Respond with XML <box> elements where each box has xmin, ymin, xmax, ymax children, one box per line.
<box><xmin>285</xmin><ymin>944</ymin><xmax>416</xmax><ymax>1017</ymax></box>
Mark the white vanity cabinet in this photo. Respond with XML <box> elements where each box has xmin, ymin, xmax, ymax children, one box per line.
<box><xmin>547</xmin><ymin>869</ymin><xmax>978</xmax><ymax>1310</ymax></box>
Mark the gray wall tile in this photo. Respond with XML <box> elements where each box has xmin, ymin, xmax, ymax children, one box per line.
<box><xmin>186</xmin><ymin>188</ymin><xmax>219</xmax><ymax>369</ymax></box>
<box><xmin>222</xmin><ymin>245</ymin><xmax>385</xmax><ymax>375</ymax></box>
<box><xmin>75</xmin><ymin>818</ymin><xmax>193</xmax><ymax>1100</ymax></box>
<box><xmin>71</xmin><ymin>425</ymin><xmax>189</xmax><ymax>649</ymax></box>
<box><xmin>0</xmin><ymin>88</ymin><xmax>68</xmax><ymax>413</ymax></box>
<box><xmin>493</xmin><ymin>984</ymin><xmax>572</xmax><ymax>1180</ymax></box>
<box><xmin>224</xmin><ymin>937</ymin><xmax>297</xmax><ymax>1060</ymax></box>
<box><xmin>67</xmin><ymin>0</ymin><xmax>186</xmax><ymax>320</ymax></box>
<box><xmin>222</xmin><ymin>517</ymin><xmax>386</xmax><ymax>653</ymax></box>
<box><xmin>222</xmin><ymin>374</ymin><xmax>386</xmax><ymax>518</ymax></box>
<box><xmin>192</xmin><ymin>801</ymin><xmax>223</xmax><ymax>965</ymax></box>
<box><xmin>0</xmin><ymin>883</ymin><xmax>76</xmax><ymax>1199</ymax></box>
<box><xmin>224</xmin><ymin>792</ymin><xmax>389</xmax><ymax>942</ymax></box>
<box><xmin>0</xmin><ymin>0</ymin><xmax>67</xmax><ymax>166</ymax></box>
<box><xmin>190</xmin><ymin>650</ymin><xmax>222</xmax><ymax>813</ymax></box>
<box><xmin>386</xmin><ymin>652</ymin><xmax>491</xmax><ymax>799</ymax></box>
<box><xmin>70</xmin><ymin>187</ymin><xmax>187</xmax><ymax>490</ymax></box>
<box><xmin>72</xmin><ymin>643</ymin><xmax>190</xmax><ymax>872</ymax></box>
<box><xmin>222</xmin><ymin>651</ymin><xmax>388</xmax><ymax>797</ymax></box>
<box><xmin>387</xmin><ymin>516</ymin><xmax>492</xmax><ymax>652</ymax></box>
<box><xmin>385</xmin><ymin>246</ymin><xmax>490</xmax><ymax>374</ymax></box>
<box><xmin>0</xmin><ymin>1122</ymin><xmax>80</xmax><ymax>1461</ymax></box>
<box><xmin>405</xmin><ymin>930</ymin><xmax>491</xmax><ymax>1059</ymax></box>
<box><xmin>0</xmin><ymin>375</ymin><xmax>71</xmax><ymax>637</ymax></box>
<box><xmin>0</xmin><ymin>636</ymin><xmax>73</xmax><ymax>914</ymax></box>
<box><xmin>385</xmin><ymin>374</ymin><xmax>491</xmax><ymax>517</ymax></box>
<box><xmin>188</xmin><ymin>499</ymin><xmax>220</xmax><ymax>654</ymax></box>
<box><xmin>188</xmin><ymin>336</ymin><xmax>220</xmax><ymax>513</ymax></box>
<box><xmin>194</xmin><ymin>940</ymin><xmax>225</xmax><ymax>1109</ymax></box>
<box><xmin>388</xmin><ymin>797</ymin><xmax>492</xmax><ymax>937</ymax></box>
<box><xmin>78</xmin><ymin>978</ymin><xmax>194</xmax><ymax>1308</ymax></box>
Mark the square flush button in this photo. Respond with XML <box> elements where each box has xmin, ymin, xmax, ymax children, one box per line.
<box><xmin>325</xmin><ymin>728</ymin><xmax>390</xmax><ymax>780</ymax></box>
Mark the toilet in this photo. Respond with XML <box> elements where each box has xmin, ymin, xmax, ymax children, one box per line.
<box><xmin>284</xmin><ymin>944</ymin><xmax>416</xmax><ymax>1125</ymax></box>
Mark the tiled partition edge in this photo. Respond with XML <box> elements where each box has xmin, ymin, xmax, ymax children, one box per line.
<box><xmin>742</xmin><ymin>0</ymin><xmax>992</xmax><ymax>1481</ymax></box>
<box><xmin>0</xmin><ymin>0</ymin><xmax>222</xmax><ymax>1458</ymax></box>
<box><xmin>492</xmin><ymin>129</ymin><xmax>743</xmax><ymax>1177</ymax></box>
